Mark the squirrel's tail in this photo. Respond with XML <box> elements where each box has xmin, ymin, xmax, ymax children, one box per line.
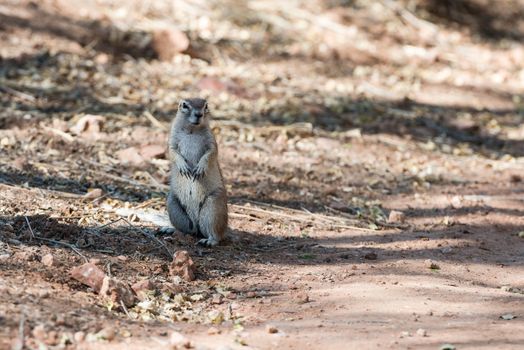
<box><xmin>102</xmin><ymin>205</ymin><xmax>171</xmax><ymax>227</ymax></box>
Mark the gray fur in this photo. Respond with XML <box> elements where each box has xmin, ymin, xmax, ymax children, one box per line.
<box><xmin>166</xmin><ymin>98</ymin><xmax>228</xmax><ymax>246</ymax></box>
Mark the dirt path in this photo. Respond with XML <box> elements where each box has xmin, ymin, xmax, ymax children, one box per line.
<box><xmin>1</xmin><ymin>0</ymin><xmax>524</xmax><ymax>349</ymax></box>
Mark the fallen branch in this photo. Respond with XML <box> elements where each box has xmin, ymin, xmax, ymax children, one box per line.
<box><xmin>0</xmin><ymin>84</ymin><xmax>36</xmax><ymax>102</ymax></box>
<box><xmin>144</xmin><ymin>110</ymin><xmax>168</xmax><ymax>131</ymax></box>
<box><xmin>121</xmin><ymin>217</ymin><xmax>172</xmax><ymax>258</ymax></box>
<box><xmin>380</xmin><ymin>0</ymin><xmax>438</xmax><ymax>33</ymax></box>
<box><xmin>42</xmin><ymin>126</ymin><xmax>75</xmax><ymax>143</ymax></box>
<box><xmin>12</xmin><ymin>313</ymin><xmax>25</xmax><ymax>350</ymax></box>
<box><xmin>120</xmin><ymin>300</ymin><xmax>133</xmax><ymax>319</ymax></box>
<box><xmin>37</xmin><ymin>237</ymin><xmax>89</xmax><ymax>263</ymax></box>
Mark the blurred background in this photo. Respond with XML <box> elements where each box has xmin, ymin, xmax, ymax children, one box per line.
<box><xmin>1</xmin><ymin>0</ymin><xmax>523</xmax><ymax>132</ymax></box>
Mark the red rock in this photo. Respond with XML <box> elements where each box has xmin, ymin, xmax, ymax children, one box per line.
<box><xmin>99</xmin><ymin>276</ymin><xmax>136</xmax><ymax>307</ymax></box>
<box><xmin>226</xmin><ymin>292</ymin><xmax>237</xmax><ymax>300</ymax></box>
<box><xmin>169</xmin><ymin>331</ymin><xmax>191</xmax><ymax>348</ymax></box>
<box><xmin>32</xmin><ymin>324</ymin><xmax>47</xmax><ymax>341</ymax></box>
<box><xmin>45</xmin><ymin>331</ymin><xmax>59</xmax><ymax>346</ymax></box>
<box><xmin>52</xmin><ymin>118</ymin><xmax>69</xmax><ymax>132</ymax></box>
<box><xmin>70</xmin><ymin>262</ymin><xmax>106</xmax><ymax>292</ymax></box>
<box><xmin>11</xmin><ymin>157</ymin><xmax>27</xmax><ymax>171</ymax></box>
<box><xmin>294</xmin><ymin>292</ymin><xmax>309</xmax><ymax>304</ymax></box>
<box><xmin>152</xmin><ymin>27</ymin><xmax>190</xmax><ymax>61</ymax></box>
<box><xmin>169</xmin><ymin>250</ymin><xmax>196</xmax><ymax>282</ymax></box>
<box><xmin>73</xmin><ymin>331</ymin><xmax>86</xmax><ymax>342</ymax></box>
<box><xmin>388</xmin><ymin>210</ymin><xmax>406</xmax><ymax>224</ymax></box>
<box><xmin>131</xmin><ymin>279</ymin><xmax>157</xmax><ymax>301</ymax></box>
<box><xmin>116</xmin><ymin>147</ymin><xmax>145</xmax><ymax>165</ymax></box>
<box><xmin>266</xmin><ymin>325</ymin><xmax>278</xmax><ymax>334</ymax></box>
<box><xmin>207</xmin><ymin>326</ymin><xmax>220</xmax><ymax>335</ymax></box>
<box><xmin>96</xmin><ymin>326</ymin><xmax>116</xmax><ymax>341</ymax></box>
<box><xmin>41</xmin><ymin>253</ymin><xmax>55</xmax><ymax>267</ymax></box>
<box><xmin>94</xmin><ymin>53</ymin><xmax>109</xmax><ymax>65</ymax></box>
<box><xmin>245</xmin><ymin>291</ymin><xmax>257</xmax><ymax>298</ymax></box>
<box><xmin>211</xmin><ymin>293</ymin><xmax>223</xmax><ymax>304</ymax></box>
<box><xmin>139</xmin><ymin>144</ymin><xmax>165</xmax><ymax>160</ymax></box>
<box><xmin>29</xmin><ymin>325</ymin><xmax>59</xmax><ymax>345</ymax></box>
<box><xmin>197</xmin><ymin>77</ymin><xmax>228</xmax><ymax>92</ymax></box>
<box><xmin>197</xmin><ymin>77</ymin><xmax>246</xmax><ymax>97</ymax></box>
<box><xmin>15</xmin><ymin>250</ymin><xmax>38</xmax><ymax>261</ymax></box>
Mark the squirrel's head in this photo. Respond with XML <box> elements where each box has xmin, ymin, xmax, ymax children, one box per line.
<box><xmin>177</xmin><ymin>98</ymin><xmax>209</xmax><ymax>127</ymax></box>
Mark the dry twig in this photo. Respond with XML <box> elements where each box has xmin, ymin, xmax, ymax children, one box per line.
<box><xmin>25</xmin><ymin>215</ymin><xmax>89</xmax><ymax>262</ymax></box>
<box><xmin>120</xmin><ymin>217</ymin><xmax>172</xmax><ymax>258</ymax></box>
<box><xmin>144</xmin><ymin>110</ymin><xmax>168</xmax><ymax>130</ymax></box>
<box><xmin>0</xmin><ymin>84</ymin><xmax>36</xmax><ymax>102</ymax></box>
<box><xmin>42</xmin><ymin>126</ymin><xmax>75</xmax><ymax>142</ymax></box>
<box><xmin>12</xmin><ymin>314</ymin><xmax>25</xmax><ymax>350</ymax></box>
<box><xmin>120</xmin><ymin>300</ymin><xmax>132</xmax><ymax>319</ymax></box>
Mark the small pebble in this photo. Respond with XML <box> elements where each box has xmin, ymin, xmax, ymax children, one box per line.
<box><xmin>169</xmin><ymin>331</ymin><xmax>191</xmax><ymax>348</ymax></box>
<box><xmin>416</xmin><ymin>328</ymin><xmax>427</xmax><ymax>337</ymax></box>
<box><xmin>440</xmin><ymin>247</ymin><xmax>453</xmax><ymax>254</ymax></box>
<box><xmin>211</xmin><ymin>293</ymin><xmax>224</xmax><ymax>305</ymax></box>
<box><xmin>388</xmin><ymin>210</ymin><xmax>406</xmax><ymax>223</ymax></box>
<box><xmin>54</xmin><ymin>314</ymin><xmax>66</xmax><ymax>326</ymax></box>
<box><xmin>32</xmin><ymin>324</ymin><xmax>47</xmax><ymax>341</ymax></box>
<box><xmin>266</xmin><ymin>325</ymin><xmax>278</xmax><ymax>334</ymax></box>
<box><xmin>41</xmin><ymin>254</ymin><xmax>55</xmax><ymax>267</ymax></box>
<box><xmin>226</xmin><ymin>292</ymin><xmax>237</xmax><ymax>300</ymax></box>
<box><xmin>207</xmin><ymin>327</ymin><xmax>221</xmax><ymax>335</ymax></box>
<box><xmin>294</xmin><ymin>292</ymin><xmax>309</xmax><ymax>304</ymax></box>
<box><xmin>96</xmin><ymin>326</ymin><xmax>116</xmax><ymax>341</ymax></box>
<box><xmin>0</xmin><ymin>254</ymin><xmax>10</xmax><ymax>261</ymax></box>
<box><xmin>424</xmin><ymin>259</ymin><xmax>440</xmax><ymax>270</ymax></box>
<box><xmin>46</xmin><ymin>331</ymin><xmax>59</xmax><ymax>346</ymax></box>
<box><xmin>364</xmin><ymin>252</ymin><xmax>378</xmax><ymax>260</ymax></box>
<box><xmin>74</xmin><ymin>331</ymin><xmax>86</xmax><ymax>342</ymax></box>
<box><xmin>501</xmin><ymin>285</ymin><xmax>512</xmax><ymax>292</ymax></box>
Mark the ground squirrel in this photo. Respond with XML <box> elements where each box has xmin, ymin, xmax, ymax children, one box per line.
<box><xmin>162</xmin><ymin>98</ymin><xmax>228</xmax><ymax>246</ymax></box>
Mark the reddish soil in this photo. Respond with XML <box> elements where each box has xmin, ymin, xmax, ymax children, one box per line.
<box><xmin>1</xmin><ymin>0</ymin><xmax>523</xmax><ymax>349</ymax></box>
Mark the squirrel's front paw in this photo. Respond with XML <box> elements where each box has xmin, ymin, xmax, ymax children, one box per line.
<box><xmin>192</xmin><ymin>165</ymin><xmax>206</xmax><ymax>180</ymax></box>
<box><xmin>178</xmin><ymin>164</ymin><xmax>193</xmax><ymax>179</ymax></box>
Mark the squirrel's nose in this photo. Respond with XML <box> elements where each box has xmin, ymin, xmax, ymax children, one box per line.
<box><xmin>194</xmin><ymin>112</ymin><xmax>203</xmax><ymax>118</ymax></box>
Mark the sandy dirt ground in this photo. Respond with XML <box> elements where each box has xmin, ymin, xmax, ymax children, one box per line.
<box><xmin>0</xmin><ymin>0</ymin><xmax>523</xmax><ymax>349</ymax></box>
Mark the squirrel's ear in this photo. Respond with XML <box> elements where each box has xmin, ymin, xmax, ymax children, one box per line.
<box><xmin>179</xmin><ymin>100</ymin><xmax>190</xmax><ymax>110</ymax></box>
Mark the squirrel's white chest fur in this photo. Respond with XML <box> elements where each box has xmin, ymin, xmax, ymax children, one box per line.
<box><xmin>177</xmin><ymin>132</ymin><xmax>207</xmax><ymax>167</ymax></box>
<box><xmin>169</xmin><ymin>124</ymin><xmax>223</xmax><ymax>222</ymax></box>
<box><xmin>171</xmin><ymin>163</ymin><xmax>222</xmax><ymax>222</ymax></box>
